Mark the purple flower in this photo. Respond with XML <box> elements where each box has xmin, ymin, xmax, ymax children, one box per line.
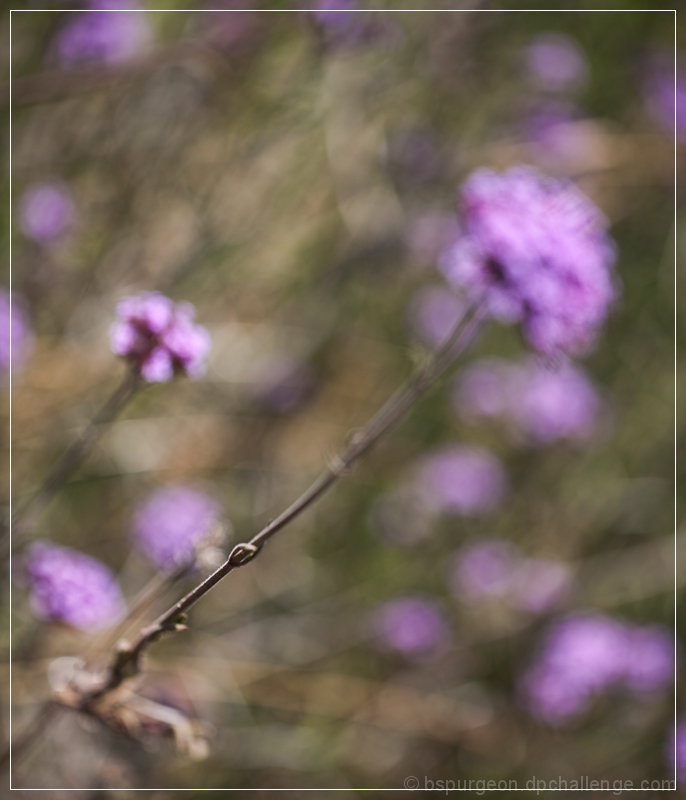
<box><xmin>311</xmin><ymin>0</ymin><xmax>357</xmax><ymax>28</ymax></box>
<box><xmin>454</xmin><ymin>358</ymin><xmax>601</xmax><ymax>445</ymax></box>
<box><xmin>524</xmin><ymin>33</ymin><xmax>588</xmax><ymax>93</ymax></box>
<box><xmin>407</xmin><ymin>286</ymin><xmax>465</xmax><ymax>349</ymax></box>
<box><xmin>521</xmin><ymin>102</ymin><xmax>590</xmax><ymax>163</ymax></box>
<box><xmin>509</xmin><ymin>360</ymin><xmax>600</xmax><ymax>443</ymax></box>
<box><xmin>453</xmin><ymin>358</ymin><xmax>515</xmax><ymax>422</ymax></box>
<box><xmin>23</xmin><ymin>542</ymin><xmax>125</xmax><ymax>631</ymax></box>
<box><xmin>54</xmin><ymin>4</ymin><xmax>152</xmax><ymax>68</ymax></box>
<box><xmin>440</xmin><ymin>166</ymin><xmax>617</xmax><ymax>357</ymax></box>
<box><xmin>371</xmin><ymin>596</ymin><xmax>448</xmax><ymax>657</ymax></box>
<box><xmin>520</xmin><ymin>613</ymin><xmax>628</xmax><ymax>724</ymax></box>
<box><xmin>18</xmin><ymin>182</ymin><xmax>75</xmax><ymax>243</ymax></box>
<box><xmin>667</xmin><ymin>720</ymin><xmax>686</xmax><ymax>781</ymax></box>
<box><xmin>521</xmin><ymin>614</ymin><xmax>673</xmax><ymax>725</ymax></box>
<box><xmin>643</xmin><ymin>54</ymin><xmax>686</xmax><ymax>141</ymax></box>
<box><xmin>110</xmin><ymin>292</ymin><xmax>211</xmax><ymax>382</ymax></box>
<box><xmin>623</xmin><ymin>626</ymin><xmax>673</xmax><ymax>692</ymax></box>
<box><xmin>132</xmin><ymin>485</ymin><xmax>222</xmax><ymax>571</ymax></box>
<box><xmin>309</xmin><ymin>2</ymin><xmax>401</xmax><ymax>49</ymax></box>
<box><xmin>0</xmin><ymin>290</ymin><xmax>33</xmax><ymax>373</ymax></box>
<box><xmin>451</xmin><ymin>539</ymin><xmax>518</xmax><ymax>599</ymax></box>
<box><xmin>450</xmin><ymin>539</ymin><xmax>570</xmax><ymax>614</ymax></box>
<box><xmin>414</xmin><ymin>445</ymin><xmax>506</xmax><ymax>516</ymax></box>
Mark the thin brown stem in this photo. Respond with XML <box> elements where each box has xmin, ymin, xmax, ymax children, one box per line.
<box><xmin>85</xmin><ymin>565</ymin><xmax>190</xmax><ymax>663</ymax></box>
<box><xmin>82</xmin><ymin>304</ymin><xmax>486</xmax><ymax>705</ymax></box>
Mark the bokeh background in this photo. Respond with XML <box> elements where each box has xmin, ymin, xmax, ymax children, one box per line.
<box><xmin>5</xmin><ymin>4</ymin><xmax>683</xmax><ymax>793</ymax></box>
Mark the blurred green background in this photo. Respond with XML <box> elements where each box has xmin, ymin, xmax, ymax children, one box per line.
<box><xmin>5</xmin><ymin>5</ymin><xmax>682</xmax><ymax>793</ymax></box>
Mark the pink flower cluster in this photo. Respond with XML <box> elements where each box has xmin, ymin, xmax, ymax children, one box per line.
<box><xmin>521</xmin><ymin>613</ymin><xmax>673</xmax><ymax>724</ymax></box>
<box><xmin>110</xmin><ymin>292</ymin><xmax>210</xmax><ymax>382</ymax></box>
<box><xmin>24</xmin><ymin>542</ymin><xmax>125</xmax><ymax>632</ymax></box>
<box><xmin>440</xmin><ymin>166</ymin><xmax>617</xmax><ymax>356</ymax></box>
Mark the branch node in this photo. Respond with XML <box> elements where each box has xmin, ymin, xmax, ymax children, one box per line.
<box><xmin>227</xmin><ymin>542</ymin><xmax>261</xmax><ymax>567</ymax></box>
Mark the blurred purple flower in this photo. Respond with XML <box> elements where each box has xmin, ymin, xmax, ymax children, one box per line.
<box><xmin>450</xmin><ymin>539</ymin><xmax>570</xmax><ymax>614</ymax></box>
<box><xmin>668</xmin><ymin>720</ymin><xmax>686</xmax><ymax>781</ymax></box>
<box><xmin>407</xmin><ymin>286</ymin><xmax>465</xmax><ymax>349</ymax></box>
<box><xmin>23</xmin><ymin>542</ymin><xmax>125</xmax><ymax>631</ymax></box>
<box><xmin>521</xmin><ymin>613</ymin><xmax>628</xmax><ymax>724</ymax></box>
<box><xmin>0</xmin><ymin>290</ymin><xmax>33</xmax><ymax>374</ymax></box>
<box><xmin>18</xmin><ymin>182</ymin><xmax>75</xmax><ymax>243</ymax></box>
<box><xmin>454</xmin><ymin>358</ymin><xmax>601</xmax><ymax>445</ymax></box>
<box><xmin>414</xmin><ymin>445</ymin><xmax>506</xmax><ymax>516</ymax></box>
<box><xmin>643</xmin><ymin>54</ymin><xmax>686</xmax><ymax>140</ymax></box>
<box><xmin>132</xmin><ymin>485</ymin><xmax>222</xmax><ymax>571</ymax></box>
<box><xmin>311</xmin><ymin>0</ymin><xmax>357</xmax><ymax>27</ymax></box>
<box><xmin>509</xmin><ymin>558</ymin><xmax>571</xmax><ymax>614</ymax></box>
<box><xmin>54</xmin><ymin>3</ymin><xmax>152</xmax><ymax>68</ymax></box>
<box><xmin>309</xmin><ymin>3</ymin><xmax>401</xmax><ymax>50</ymax></box>
<box><xmin>453</xmin><ymin>358</ymin><xmax>515</xmax><ymax>422</ymax></box>
<box><xmin>623</xmin><ymin>625</ymin><xmax>673</xmax><ymax>692</ymax></box>
<box><xmin>522</xmin><ymin>101</ymin><xmax>589</xmax><ymax>162</ymax></box>
<box><xmin>510</xmin><ymin>360</ymin><xmax>600</xmax><ymax>443</ymax></box>
<box><xmin>451</xmin><ymin>539</ymin><xmax>518</xmax><ymax>599</ymax></box>
<box><xmin>440</xmin><ymin>166</ymin><xmax>617</xmax><ymax>357</ymax></box>
<box><xmin>371</xmin><ymin>596</ymin><xmax>448</xmax><ymax>656</ymax></box>
<box><xmin>110</xmin><ymin>292</ymin><xmax>211</xmax><ymax>382</ymax></box>
<box><xmin>524</xmin><ymin>33</ymin><xmax>588</xmax><ymax>93</ymax></box>
<box><xmin>521</xmin><ymin>613</ymin><xmax>673</xmax><ymax>725</ymax></box>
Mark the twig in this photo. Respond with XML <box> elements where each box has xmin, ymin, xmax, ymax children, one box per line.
<box><xmin>82</xmin><ymin>303</ymin><xmax>486</xmax><ymax>706</ymax></box>
<box><xmin>85</xmin><ymin>566</ymin><xmax>190</xmax><ymax>662</ymax></box>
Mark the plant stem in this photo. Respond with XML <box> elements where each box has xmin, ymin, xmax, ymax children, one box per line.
<box><xmin>83</xmin><ymin>303</ymin><xmax>486</xmax><ymax>705</ymax></box>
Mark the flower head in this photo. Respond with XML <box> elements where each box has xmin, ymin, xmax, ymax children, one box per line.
<box><xmin>450</xmin><ymin>539</ymin><xmax>570</xmax><ymax>614</ymax></box>
<box><xmin>371</xmin><ymin>596</ymin><xmax>448</xmax><ymax>657</ymax></box>
<box><xmin>23</xmin><ymin>542</ymin><xmax>124</xmax><ymax>631</ymax></box>
<box><xmin>520</xmin><ymin>613</ymin><xmax>672</xmax><ymax>725</ymax></box>
<box><xmin>18</xmin><ymin>182</ymin><xmax>74</xmax><ymax>243</ymax></box>
<box><xmin>509</xmin><ymin>360</ymin><xmax>600</xmax><ymax>443</ymax></box>
<box><xmin>110</xmin><ymin>292</ymin><xmax>211</xmax><ymax>382</ymax></box>
<box><xmin>453</xmin><ymin>358</ymin><xmax>516</xmax><ymax>421</ymax></box>
<box><xmin>414</xmin><ymin>445</ymin><xmax>506</xmax><ymax>516</ymax></box>
<box><xmin>622</xmin><ymin>625</ymin><xmax>673</xmax><ymax>692</ymax></box>
<box><xmin>311</xmin><ymin>0</ymin><xmax>357</xmax><ymax>28</ymax></box>
<box><xmin>54</xmin><ymin>3</ymin><xmax>151</xmax><ymax>68</ymax></box>
<box><xmin>643</xmin><ymin>53</ymin><xmax>686</xmax><ymax>141</ymax></box>
<box><xmin>668</xmin><ymin>720</ymin><xmax>686</xmax><ymax>782</ymax></box>
<box><xmin>132</xmin><ymin>485</ymin><xmax>222</xmax><ymax>571</ymax></box>
<box><xmin>0</xmin><ymin>290</ymin><xmax>33</xmax><ymax>374</ymax></box>
<box><xmin>440</xmin><ymin>166</ymin><xmax>617</xmax><ymax>356</ymax></box>
<box><xmin>454</xmin><ymin>357</ymin><xmax>601</xmax><ymax>444</ymax></box>
<box><xmin>451</xmin><ymin>539</ymin><xmax>518</xmax><ymax>599</ymax></box>
<box><xmin>524</xmin><ymin>33</ymin><xmax>588</xmax><ymax>93</ymax></box>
